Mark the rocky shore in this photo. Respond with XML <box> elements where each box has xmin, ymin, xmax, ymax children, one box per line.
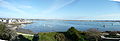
<box><xmin>16</xmin><ymin>28</ymin><xmax>34</xmax><ymax>34</ymax></box>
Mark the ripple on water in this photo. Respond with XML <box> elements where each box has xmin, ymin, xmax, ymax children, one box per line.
<box><xmin>22</xmin><ymin>21</ymin><xmax>120</xmax><ymax>32</ymax></box>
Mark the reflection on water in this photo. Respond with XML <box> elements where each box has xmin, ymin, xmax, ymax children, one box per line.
<box><xmin>21</xmin><ymin>20</ymin><xmax>120</xmax><ymax>33</ymax></box>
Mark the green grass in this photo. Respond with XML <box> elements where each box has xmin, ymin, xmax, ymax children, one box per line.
<box><xmin>38</xmin><ymin>32</ymin><xmax>57</xmax><ymax>41</ymax></box>
<box><xmin>22</xmin><ymin>27</ymin><xmax>99</xmax><ymax>41</ymax></box>
<box><xmin>24</xmin><ymin>32</ymin><xmax>58</xmax><ymax>41</ymax></box>
<box><xmin>24</xmin><ymin>35</ymin><xmax>33</xmax><ymax>40</ymax></box>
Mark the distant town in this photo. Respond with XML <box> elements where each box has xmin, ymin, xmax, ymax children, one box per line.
<box><xmin>0</xmin><ymin>18</ymin><xmax>33</xmax><ymax>24</ymax></box>
<box><xmin>0</xmin><ymin>18</ymin><xmax>120</xmax><ymax>24</ymax></box>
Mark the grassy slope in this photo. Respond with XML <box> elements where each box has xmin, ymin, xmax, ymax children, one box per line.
<box><xmin>23</xmin><ymin>27</ymin><xmax>88</xmax><ymax>41</ymax></box>
<box><xmin>23</xmin><ymin>27</ymin><xmax>104</xmax><ymax>41</ymax></box>
<box><xmin>38</xmin><ymin>32</ymin><xmax>57</xmax><ymax>41</ymax></box>
<box><xmin>24</xmin><ymin>35</ymin><xmax>33</xmax><ymax>40</ymax></box>
<box><xmin>24</xmin><ymin>32</ymin><xmax>58</xmax><ymax>41</ymax></box>
<box><xmin>24</xmin><ymin>32</ymin><xmax>88</xmax><ymax>41</ymax></box>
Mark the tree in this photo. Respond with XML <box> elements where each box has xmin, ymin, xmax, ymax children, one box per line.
<box><xmin>66</xmin><ymin>27</ymin><xmax>86</xmax><ymax>41</ymax></box>
<box><xmin>0</xmin><ymin>23</ymin><xmax>17</xmax><ymax>41</ymax></box>
<box><xmin>54</xmin><ymin>33</ymin><xmax>66</xmax><ymax>41</ymax></box>
<box><xmin>32</xmin><ymin>34</ymin><xmax>39</xmax><ymax>41</ymax></box>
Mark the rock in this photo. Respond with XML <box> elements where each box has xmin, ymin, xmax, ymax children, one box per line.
<box><xmin>16</xmin><ymin>28</ymin><xmax>34</xmax><ymax>34</ymax></box>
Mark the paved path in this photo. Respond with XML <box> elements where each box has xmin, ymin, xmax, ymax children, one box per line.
<box><xmin>0</xmin><ymin>39</ymin><xmax>7</xmax><ymax>41</ymax></box>
<box><xmin>101</xmin><ymin>33</ymin><xmax>120</xmax><ymax>40</ymax></box>
<box><xmin>17</xmin><ymin>32</ymin><xmax>34</xmax><ymax>36</ymax></box>
<box><xmin>101</xmin><ymin>36</ymin><xmax>120</xmax><ymax>39</ymax></box>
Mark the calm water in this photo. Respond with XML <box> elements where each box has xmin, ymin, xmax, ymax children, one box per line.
<box><xmin>22</xmin><ymin>20</ymin><xmax>120</xmax><ymax>33</ymax></box>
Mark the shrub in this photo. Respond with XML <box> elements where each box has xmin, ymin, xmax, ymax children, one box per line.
<box><xmin>66</xmin><ymin>27</ymin><xmax>86</xmax><ymax>41</ymax></box>
<box><xmin>54</xmin><ymin>33</ymin><xmax>66</xmax><ymax>41</ymax></box>
<box><xmin>0</xmin><ymin>23</ymin><xmax>16</xmax><ymax>40</ymax></box>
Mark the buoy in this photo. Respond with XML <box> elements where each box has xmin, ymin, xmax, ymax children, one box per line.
<box><xmin>111</xmin><ymin>23</ymin><xmax>114</xmax><ymax>26</ymax></box>
<box><xmin>103</xmin><ymin>25</ymin><xmax>105</xmax><ymax>27</ymax></box>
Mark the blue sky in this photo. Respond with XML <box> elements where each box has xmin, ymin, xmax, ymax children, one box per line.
<box><xmin>0</xmin><ymin>0</ymin><xmax>120</xmax><ymax>20</ymax></box>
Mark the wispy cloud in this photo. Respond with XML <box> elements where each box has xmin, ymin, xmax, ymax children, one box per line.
<box><xmin>111</xmin><ymin>0</ymin><xmax>120</xmax><ymax>2</ymax></box>
<box><xmin>98</xmin><ymin>14</ymin><xmax>120</xmax><ymax>17</ymax></box>
<box><xmin>18</xmin><ymin>5</ymin><xmax>32</xmax><ymax>9</ymax></box>
<box><xmin>74</xmin><ymin>13</ymin><xmax>120</xmax><ymax>20</ymax></box>
<box><xmin>88</xmin><ymin>14</ymin><xmax>120</xmax><ymax>20</ymax></box>
<box><xmin>0</xmin><ymin>0</ymin><xmax>26</xmax><ymax>14</ymax></box>
<box><xmin>41</xmin><ymin>0</ymin><xmax>76</xmax><ymax>14</ymax></box>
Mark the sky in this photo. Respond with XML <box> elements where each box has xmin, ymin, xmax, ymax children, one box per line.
<box><xmin>0</xmin><ymin>0</ymin><xmax>120</xmax><ymax>20</ymax></box>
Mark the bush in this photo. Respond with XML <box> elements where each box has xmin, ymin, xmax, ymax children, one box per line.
<box><xmin>12</xmin><ymin>35</ymin><xmax>31</xmax><ymax>41</ymax></box>
<box><xmin>66</xmin><ymin>27</ymin><xmax>86</xmax><ymax>41</ymax></box>
<box><xmin>109</xmin><ymin>32</ymin><xmax>117</xmax><ymax>36</ymax></box>
<box><xmin>54</xmin><ymin>33</ymin><xmax>66</xmax><ymax>41</ymax></box>
<box><xmin>0</xmin><ymin>23</ymin><xmax>17</xmax><ymax>40</ymax></box>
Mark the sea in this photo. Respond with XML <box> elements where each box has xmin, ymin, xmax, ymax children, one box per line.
<box><xmin>21</xmin><ymin>20</ymin><xmax>120</xmax><ymax>33</ymax></box>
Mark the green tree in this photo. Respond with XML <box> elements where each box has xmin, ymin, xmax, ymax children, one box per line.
<box><xmin>0</xmin><ymin>23</ymin><xmax>16</xmax><ymax>41</ymax></box>
<box><xmin>67</xmin><ymin>27</ymin><xmax>86</xmax><ymax>41</ymax></box>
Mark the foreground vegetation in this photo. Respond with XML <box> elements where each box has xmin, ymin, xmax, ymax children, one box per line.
<box><xmin>23</xmin><ymin>27</ymin><xmax>102</xmax><ymax>41</ymax></box>
<box><xmin>0</xmin><ymin>22</ymin><xmax>120</xmax><ymax>41</ymax></box>
<box><xmin>0</xmin><ymin>22</ymin><xmax>17</xmax><ymax>41</ymax></box>
<box><xmin>0</xmin><ymin>23</ymin><xmax>111</xmax><ymax>41</ymax></box>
